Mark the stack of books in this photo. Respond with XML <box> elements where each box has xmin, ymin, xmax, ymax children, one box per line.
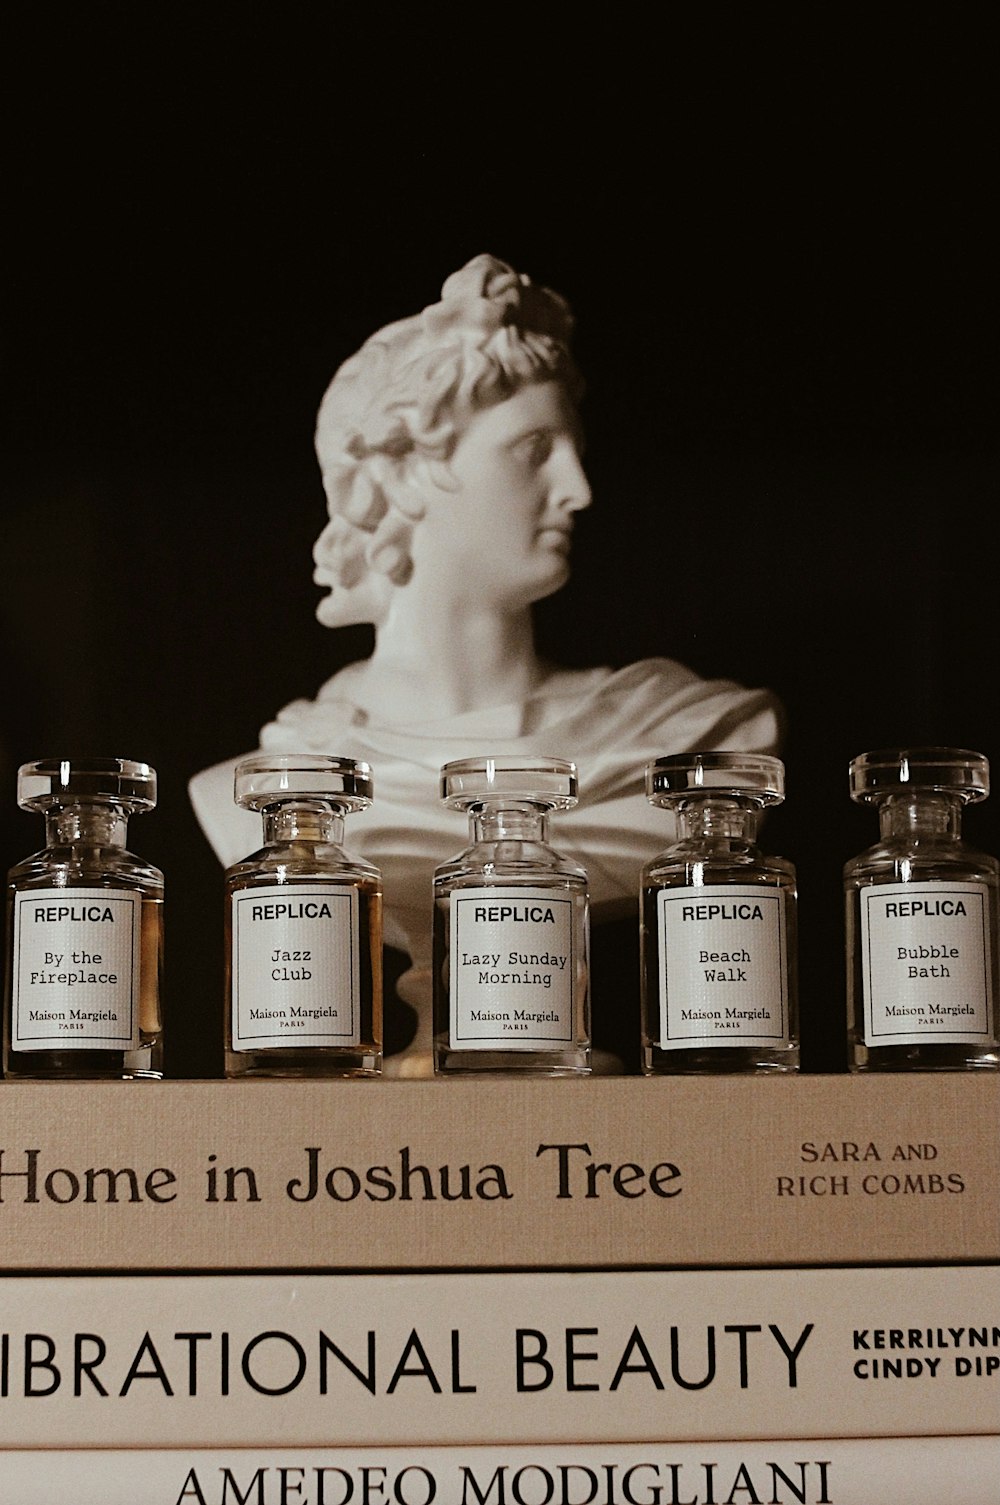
<box><xmin>0</xmin><ymin>1075</ymin><xmax>997</xmax><ymax>1501</ymax></box>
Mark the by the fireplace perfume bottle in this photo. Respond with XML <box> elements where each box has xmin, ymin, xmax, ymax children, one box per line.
<box><xmin>640</xmin><ymin>752</ymin><xmax>799</xmax><ymax>1074</ymax></box>
<box><xmin>225</xmin><ymin>754</ymin><xmax>382</xmax><ymax>1078</ymax></box>
<box><xmin>845</xmin><ymin>747</ymin><xmax>999</xmax><ymax>1071</ymax></box>
<box><xmin>433</xmin><ymin>756</ymin><xmax>590</xmax><ymax>1075</ymax></box>
<box><xmin>4</xmin><ymin>757</ymin><xmax>163</xmax><ymax>1080</ymax></box>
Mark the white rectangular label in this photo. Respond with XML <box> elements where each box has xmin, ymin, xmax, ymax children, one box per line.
<box><xmin>11</xmin><ymin>887</ymin><xmax>141</xmax><ymax>1051</ymax></box>
<box><xmin>231</xmin><ymin>884</ymin><xmax>361</xmax><ymax>1050</ymax></box>
<box><xmin>450</xmin><ymin>886</ymin><xmax>575</xmax><ymax>1050</ymax></box>
<box><xmin>657</xmin><ymin>883</ymin><xmax>789</xmax><ymax>1047</ymax></box>
<box><xmin>859</xmin><ymin>880</ymin><xmax>993</xmax><ymax>1045</ymax></box>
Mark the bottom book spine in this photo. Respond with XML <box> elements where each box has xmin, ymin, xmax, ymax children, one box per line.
<box><xmin>0</xmin><ymin>1437</ymin><xmax>997</xmax><ymax>1505</ymax></box>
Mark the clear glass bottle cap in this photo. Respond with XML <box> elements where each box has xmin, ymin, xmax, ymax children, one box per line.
<box><xmin>849</xmin><ymin>747</ymin><xmax>989</xmax><ymax>804</ymax></box>
<box><xmin>646</xmin><ymin>751</ymin><xmax>785</xmax><ymax>807</ymax></box>
<box><xmin>17</xmin><ymin>757</ymin><xmax>157</xmax><ymax>813</ymax></box>
<box><xmin>234</xmin><ymin>754</ymin><xmax>374</xmax><ymax>812</ymax></box>
<box><xmin>440</xmin><ymin>756</ymin><xmax>578</xmax><ymax>811</ymax></box>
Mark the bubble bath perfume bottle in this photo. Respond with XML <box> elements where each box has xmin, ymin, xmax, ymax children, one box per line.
<box><xmin>4</xmin><ymin>758</ymin><xmax>164</xmax><ymax>1080</ymax></box>
<box><xmin>845</xmin><ymin>747</ymin><xmax>999</xmax><ymax>1071</ymax></box>
<box><xmin>640</xmin><ymin>752</ymin><xmax>799</xmax><ymax>1074</ymax></box>
<box><xmin>433</xmin><ymin>757</ymin><xmax>591</xmax><ymax>1075</ymax></box>
<box><xmin>224</xmin><ymin>754</ymin><xmax>382</xmax><ymax>1078</ymax></box>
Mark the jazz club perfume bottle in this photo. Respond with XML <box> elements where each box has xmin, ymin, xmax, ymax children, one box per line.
<box><xmin>225</xmin><ymin>754</ymin><xmax>382</xmax><ymax>1078</ymax></box>
<box><xmin>640</xmin><ymin>752</ymin><xmax>799</xmax><ymax>1074</ymax></box>
<box><xmin>4</xmin><ymin>757</ymin><xmax>163</xmax><ymax>1080</ymax></box>
<box><xmin>433</xmin><ymin>756</ymin><xmax>590</xmax><ymax>1075</ymax></box>
<box><xmin>845</xmin><ymin>747</ymin><xmax>999</xmax><ymax>1071</ymax></box>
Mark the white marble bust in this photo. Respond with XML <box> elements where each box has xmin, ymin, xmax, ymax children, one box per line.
<box><xmin>190</xmin><ymin>254</ymin><xmax>782</xmax><ymax>1071</ymax></box>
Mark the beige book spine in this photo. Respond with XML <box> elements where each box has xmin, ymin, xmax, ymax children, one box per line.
<box><xmin>0</xmin><ymin>1076</ymin><xmax>997</xmax><ymax>1271</ymax></box>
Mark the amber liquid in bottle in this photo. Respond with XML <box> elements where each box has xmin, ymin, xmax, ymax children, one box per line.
<box><xmin>224</xmin><ymin>800</ymin><xmax>383</xmax><ymax>1078</ymax></box>
<box><xmin>4</xmin><ymin>802</ymin><xmax>164</xmax><ymax>1080</ymax></box>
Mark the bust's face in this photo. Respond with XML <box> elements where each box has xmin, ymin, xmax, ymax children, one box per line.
<box><xmin>409</xmin><ymin>379</ymin><xmax>592</xmax><ymax>610</ymax></box>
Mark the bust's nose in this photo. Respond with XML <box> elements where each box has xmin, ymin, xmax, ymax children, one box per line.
<box><xmin>551</xmin><ymin>442</ymin><xmax>592</xmax><ymax>513</ymax></box>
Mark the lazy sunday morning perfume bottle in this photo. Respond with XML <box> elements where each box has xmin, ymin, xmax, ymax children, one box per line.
<box><xmin>225</xmin><ymin>754</ymin><xmax>382</xmax><ymax>1078</ymax></box>
<box><xmin>4</xmin><ymin>757</ymin><xmax>163</xmax><ymax>1080</ymax></box>
<box><xmin>433</xmin><ymin>756</ymin><xmax>590</xmax><ymax>1075</ymax></box>
<box><xmin>845</xmin><ymin>747</ymin><xmax>999</xmax><ymax>1071</ymax></box>
<box><xmin>640</xmin><ymin>752</ymin><xmax>799</xmax><ymax>1074</ymax></box>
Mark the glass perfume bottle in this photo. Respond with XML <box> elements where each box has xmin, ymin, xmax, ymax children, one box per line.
<box><xmin>433</xmin><ymin>756</ymin><xmax>590</xmax><ymax>1075</ymax></box>
<box><xmin>845</xmin><ymin>747</ymin><xmax>1000</xmax><ymax>1071</ymax></box>
<box><xmin>4</xmin><ymin>757</ymin><xmax>163</xmax><ymax>1080</ymax></box>
<box><xmin>640</xmin><ymin>752</ymin><xmax>799</xmax><ymax>1074</ymax></box>
<box><xmin>225</xmin><ymin>754</ymin><xmax>382</xmax><ymax>1078</ymax></box>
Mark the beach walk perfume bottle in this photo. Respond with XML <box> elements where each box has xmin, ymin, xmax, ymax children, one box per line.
<box><xmin>225</xmin><ymin>754</ymin><xmax>382</xmax><ymax>1078</ymax></box>
<box><xmin>4</xmin><ymin>757</ymin><xmax>163</xmax><ymax>1080</ymax></box>
<box><xmin>433</xmin><ymin>756</ymin><xmax>590</xmax><ymax>1075</ymax></box>
<box><xmin>640</xmin><ymin>752</ymin><xmax>799</xmax><ymax>1074</ymax></box>
<box><xmin>845</xmin><ymin>747</ymin><xmax>999</xmax><ymax>1071</ymax></box>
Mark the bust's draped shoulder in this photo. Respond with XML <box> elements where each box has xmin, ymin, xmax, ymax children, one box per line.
<box><xmin>248</xmin><ymin>658</ymin><xmax>784</xmax><ymax>926</ymax></box>
<box><xmin>261</xmin><ymin>657</ymin><xmax>780</xmax><ymax>758</ymax></box>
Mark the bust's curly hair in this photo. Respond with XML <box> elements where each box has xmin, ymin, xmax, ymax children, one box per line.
<box><xmin>313</xmin><ymin>254</ymin><xmax>583</xmax><ymax>626</ymax></box>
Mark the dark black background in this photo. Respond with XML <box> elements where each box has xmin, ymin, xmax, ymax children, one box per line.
<box><xmin>3</xmin><ymin>8</ymin><xmax>997</xmax><ymax>1075</ymax></box>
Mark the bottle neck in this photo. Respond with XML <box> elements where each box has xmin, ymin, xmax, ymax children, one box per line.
<box><xmin>45</xmin><ymin>803</ymin><xmax>129</xmax><ymax>848</ymax></box>
<box><xmin>674</xmin><ymin>797</ymin><xmax>764</xmax><ymax>845</ymax></box>
<box><xmin>469</xmin><ymin>803</ymin><xmax>552</xmax><ymax>845</ymax></box>
<box><xmin>262</xmin><ymin>801</ymin><xmax>346</xmax><ymax>846</ymax></box>
<box><xmin>876</xmin><ymin>791</ymin><xmax>964</xmax><ymax>842</ymax></box>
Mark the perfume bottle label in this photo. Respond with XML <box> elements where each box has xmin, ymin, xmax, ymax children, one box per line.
<box><xmin>656</xmin><ymin>883</ymin><xmax>789</xmax><ymax>1048</ymax></box>
<box><xmin>449</xmin><ymin>886</ymin><xmax>576</xmax><ymax>1050</ymax></box>
<box><xmin>231</xmin><ymin>883</ymin><xmax>360</xmax><ymax>1050</ymax></box>
<box><xmin>859</xmin><ymin>880</ymin><xmax>993</xmax><ymax>1046</ymax></box>
<box><xmin>10</xmin><ymin>886</ymin><xmax>142</xmax><ymax>1051</ymax></box>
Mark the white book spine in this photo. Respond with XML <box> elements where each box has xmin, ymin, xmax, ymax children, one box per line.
<box><xmin>0</xmin><ymin>1266</ymin><xmax>997</xmax><ymax>1447</ymax></box>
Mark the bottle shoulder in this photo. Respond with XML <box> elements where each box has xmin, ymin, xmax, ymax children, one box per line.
<box><xmin>225</xmin><ymin>840</ymin><xmax>381</xmax><ymax>885</ymax></box>
<box><xmin>843</xmin><ymin>839</ymin><xmax>1000</xmax><ymax>884</ymax></box>
<box><xmin>7</xmin><ymin>845</ymin><xmax>163</xmax><ymax>892</ymax></box>
<box><xmin>642</xmin><ymin>843</ymin><xmax>795</xmax><ymax>887</ymax></box>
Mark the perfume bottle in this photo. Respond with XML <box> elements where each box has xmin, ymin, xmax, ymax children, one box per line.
<box><xmin>433</xmin><ymin>756</ymin><xmax>590</xmax><ymax>1075</ymax></box>
<box><xmin>4</xmin><ymin>757</ymin><xmax>163</xmax><ymax>1080</ymax></box>
<box><xmin>845</xmin><ymin>747</ymin><xmax>999</xmax><ymax>1071</ymax></box>
<box><xmin>640</xmin><ymin>752</ymin><xmax>799</xmax><ymax>1074</ymax></box>
<box><xmin>225</xmin><ymin>754</ymin><xmax>382</xmax><ymax>1078</ymax></box>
